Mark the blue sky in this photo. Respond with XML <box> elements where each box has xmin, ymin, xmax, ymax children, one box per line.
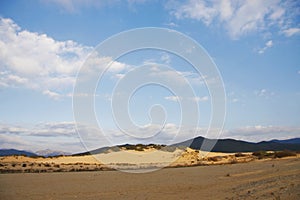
<box><xmin>0</xmin><ymin>0</ymin><xmax>299</xmax><ymax>153</ymax></box>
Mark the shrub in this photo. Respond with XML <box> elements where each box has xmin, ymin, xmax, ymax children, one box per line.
<box><xmin>235</xmin><ymin>152</ymin><xmax>246</xmax><ymax>157</ymax></box>
<box><xmin>230</xmin><ymin>159</ymin><xmax>238</xmax><ymax>164</ymax></box>
<box><xmin>252</xmin><ymin>151</ymin><xmax>273</xmax><ymax>159</ymax></box>
<box><xmin>253</xmin><ymin>150</ymin><xmax>297</xmax><ymax>159</ymax></box>
<box><xmin>44</xmin><ymin>163</ymin><xmax>51</xmax><ymax>167</ymax></box>
<box><xmin>208</xmin><ymin>156</ymin><xmax>222</xmax><ymax>162</ymax></box>
<box><xmin>274</xmin><ymin>150</ymin><xmax>296</xmax><ymax>158</ymax></box>
<box><xmin>22</xmin><ymin>163</ymin><xmax>27</xmax><ymax>167</ymax></box>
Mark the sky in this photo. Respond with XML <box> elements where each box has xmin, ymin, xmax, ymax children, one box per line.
<box><xmin>0</xmin><ymin>0</ymin><xmax>299</xmax><ymax>153</ymax></box>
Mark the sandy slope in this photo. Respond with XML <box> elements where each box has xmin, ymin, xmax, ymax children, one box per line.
<box><xmin>0</xmin><ymin>157</ymin><xmax>299</xmax><ymax>200</ymax></box>
<box><xmin>0</xmin><ymin>148</ymin><xmax>247</xmax><ymax>173</ymax></box>
<box><xmin>0</xmin><ymin>149</ymin><xmax>290</xmax><ymax>172</ymax></box>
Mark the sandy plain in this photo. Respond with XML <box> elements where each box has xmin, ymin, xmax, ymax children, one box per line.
<box><xmin>0</xmin><ymin>155</ymin><xmax>299</xmax><ymax>200</ymax></box>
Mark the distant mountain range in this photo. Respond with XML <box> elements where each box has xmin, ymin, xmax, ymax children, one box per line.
<box><xmin>0</xmin><ymin>149</ymin><xmax>38</xmax><ymax>157</ymax></box>
<box><xmin>75</xmin><ymin>137</ymin><xmax>300</xmax><ymax>156</ymax></box>
<box><xmin>1</xmin><ymin>137</ymin><xmax>300</xmax><ymax>157</ymax></box>
<box><xmin>173</xmin><ymin>137</ymin><xmax>300</xmax><ymax>152</ymax></box>
<box><xmin>35</xmin><ymin>149</ymin><xmax>71</xmax><ymax>157</ymax></box>
<box><xmin>0</xmin><ymin>149</ymin><xmax>70</xmax><ymax>157</ymax></box>
<box><xmin>269</xmin><ymin>138</ymin><xmax>300</xmax><ymax>144</ymax></box>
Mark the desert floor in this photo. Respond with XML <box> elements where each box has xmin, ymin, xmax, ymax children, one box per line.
<box><xmin>0</xmin><ymin>157</ymin><xmax>299</xmax><ymax>200</ymax></box>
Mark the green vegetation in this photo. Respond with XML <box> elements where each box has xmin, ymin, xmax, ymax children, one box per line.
<box><xmin>252</xmin><ymin>150</ymin><xmax>297</xmax><ymax>159</ymax></box>
<box><xmin>234</xmin><ymin>152</ymin><xmax>247</xmax><ymax>157</ymax></box>
<box><xmin>118</xmin><ymin>144</ymin><xmax>167</xmax><ymax>151</ymax></box>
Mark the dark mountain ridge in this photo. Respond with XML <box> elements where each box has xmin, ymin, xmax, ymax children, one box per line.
<box><xmin>173</xmin><ymin>136</ymin><xmax>300</xmax><ymax>152</ymax></box>
<box><xmin>0</xmin><ymin>149</ymin><xmax>37</xmax><ymax>157</ymax></box>
<box><xmin>1</xmin><ymin>137</ymin><xmax>300</xmax><ymax>157</ymax></box>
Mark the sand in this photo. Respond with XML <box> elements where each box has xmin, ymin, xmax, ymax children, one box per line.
<box><xmin>0</xmin><ymin>156</ymin><xmax>299</xmax><ymax>200</ymax></box>
<box><xmin>0</xmin><ymin>149</ymin><xmax>251</xmax><ymax>171</ymax></box>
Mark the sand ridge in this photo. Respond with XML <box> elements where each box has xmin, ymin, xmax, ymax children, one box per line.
<box><xmin>0</xmin><ymin>148</ymin><xmax>298</xmax><ymax>172</ymax></box>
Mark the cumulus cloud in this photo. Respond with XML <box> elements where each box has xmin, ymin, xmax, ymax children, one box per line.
<box><xmin>173</xmin><ymin>0</ymin><xmax>217</xmax><ymax>25</ymax></box>
<box><xmin>283</xmin><ymin>28</ymin><xmax>300</xmax><ymax>37</ymax></box>
<box><xmin>258</xmin><ymin>40</ymin><xmax>273</xmax><ymax>54</ymax></box>
<box><xmin>0</xmin><ymin>122</ymin><xmax>84</xmax><ymax>152</ymax></box>
<box><xmin>0</xmin><ymin>122</ymin><xmax>188</xmax><ymax>152</ymax></box>
<box><xmin>0</xmin><ymin>122</ymin><xmax>77</xmax><ymax>137</ymax></box>
<box><xmin>223</xmin><ymin>125</ymin><xmax>300</xmax><ymax>142</ymax></box>
<box><xmin>0</xmin><ymin>17</ymin><xmax>132</xmax><ymax>100</ymax></box>
<box><xmin>1</xmin><ymin>122</ymin><xmax>299</xmax><ymax>152</ymax></box>
<box><xmin>0</xmin><ymin>17</ymin><xmax>91</xmax><ymax>97</ymax></box>
<box><xmin>168</xmin><ymin>0</ymin><xmax>299</xmax><ymax>39</ymax></box>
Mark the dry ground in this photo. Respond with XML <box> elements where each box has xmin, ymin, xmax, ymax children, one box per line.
<box><xmin>0</xmin><ymin>149</ymin><xmax>255</xmax><ymax>172</ymax></box>
<box><xmin>0</xmin><ymin>157</ymin><xmax>299</xmax><ymax>200</ymax></box>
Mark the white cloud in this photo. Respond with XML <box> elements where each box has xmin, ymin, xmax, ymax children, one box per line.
<box><xmin>1</xmin><ymin>122</ymin><xmax>299</xmax><ymax>152</ymax></box>
<box><xmin>266</xmin><ymin>40</ymin><xmax>273</xmax><ymax>47</ymax></box>
<box><xmin>42</xmin><ymin>90</ymin><xmax>62</xmax><ymax>100</ymax></box>
<box><xmin>223</xmin><ymin>125</ymin><xmax>300</xmax><ymax>142</ymax></box>
<box><xmin>283</xmin><ymin>28</ymin><xmax>300</xmax><ymax>37</ymax></box>
<box><xmin>164</xmin><ymin>95</ymin><xmax>209</xmax><ymax>102</ymax></box>
<box><xmin>0</xmin><ymin>17</ymin><xmax>131</xmax><ymax>100</ymax></box>
<box><xmin>258</xmin><ymin>40</ymin><xmax>273</xmax><ymax>54</ymax></box>
<box><xmin>169</xmin><ymin>0</ymin><xmax>298</xmax><ymax>39</ymax></box>
<box><xmin>160</xmin><ymin>53</ymin><xmax>171</xmax><ymax>64</ymax></box>
<box><xmin>254</xmin><ymin>89</ymin><xmax>275</xmax><ymax>98</ymax></box>
<box><xmin>0</xmin><ymin>122</ymin><xmax>84</xmax><ymax>152</ymax></box>
<box><xmin>192</xmin><ymin>96</ymin><xmax>209</xmax><ymax>102</ymax></box>
<box><xmin>164</xmin><ymin>22</ymin><xmax>179</xmax><ymax>28</ymax></box>
<box><xmin>164</xmin><ymin>96</ymin><xmax>182</xmax><ymax>102</ymax></box>
<box><xmin>46</xmin><ymin>0</ymin><xmax>149</xmax><ymax>12</ymax></box>
<box><xmin>114</xmin><ymin>73</ymin><xmax>125</xmax><ymax>80</ymax></box>
<box><xmin>232</xmin><ymin>98</ymin><xmax>239</xmax><ymax>103</ymax></box>
<box><xmin>0</xmin><ymin>17</ymin><xmax>91</xmax><ymax>97</ymax></box>
<box><xmin>173</xmin><ymin>0</ymin><xmax>217</xmax><ymax>25</ymax></box>
<box><xmin>80</xmin><ymin>52</ymin><xmax>131</xmax><ymax>74</ymax></box>
<box><xmin>45</xmin><ymin>0</ymin><xmax>115</xmax><ymax>12</ymax></box>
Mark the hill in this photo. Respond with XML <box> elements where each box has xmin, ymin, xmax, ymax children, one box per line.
<box><xmin>173</xmin><ymin>136</ymin><xmax>300</xmax><ymax>152</ymax></box>
<box><xmin>2</xmin><ymin>137</ymin><xmax>300</xmax><ymax>157</ymax></box>
<box><xmin>269</xmin><ymin>138</ymin><xmax>300</xmax><ymax>144</ymax></box>
<box><xmin>0</xmin><ymin>149</ymin><xmax>37</xmax><ymax>157</ymax></box>
<box><xmin>35</xmin><ymin>149</ymin><xmax>71</xmax><ymax>157</ymax></box>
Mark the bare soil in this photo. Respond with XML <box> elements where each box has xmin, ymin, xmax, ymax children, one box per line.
<box><xmin>0</xmin><ymin>157</ymin><xmax>299</xmax><ymax>200</ymax></box>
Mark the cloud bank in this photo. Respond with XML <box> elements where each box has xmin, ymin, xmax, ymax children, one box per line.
<box><xmin>168</xmin><ymin>0</ymin><xmax>299</xmax><ymax>39</ymax></box>
<box><xmin>1</xmin><ymin>122</ymin><xmax>299</xmax><ymax>153</ymax></box>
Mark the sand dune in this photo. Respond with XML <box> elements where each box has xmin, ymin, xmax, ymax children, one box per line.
<box><xmin>1</xmin><ymin>148</ymin><xmax>298</xmax><ymax>173</ymax></box>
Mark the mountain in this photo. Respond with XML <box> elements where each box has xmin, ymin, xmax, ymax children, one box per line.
<box><xmin>2</xmin><ymin>137</ymin><xmax>300</xmax><ymax>157</ymax></box>
<box><xmin>73</xmin><ymin>146</ymin><xmax>111</xmax><ymax>156</ymax></box>
<box><xmin>35</xmin><ymin>149</ymin><xmax>71</xmax><ymax>157</ymax></box>
<box><xmin>0</xmin><ymin>149</ymin><xmax>37</xmax><ymax>157</ymax></box>
<box><xmin>173</xmin><ymin>136</ymin><xmax>300</xmax><ymax>152</ymax></box>
<box><xmin>72</xmin><ymin>144</ymin><xmax>167</xmax><ymax>156</ymax></box>
<box><xmin>269</xmin><ymin>138</ymin><xmax>300</xmax><ymax>144</ymax></box>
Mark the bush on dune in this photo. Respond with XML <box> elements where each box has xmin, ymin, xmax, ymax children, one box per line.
<box><xmin>274</xmin><ymin>150</ymin><xmax>297</xmax><ymax>158</ymax></box>
<box><xmin>252</xmin><ymin>150</ymin><xmax>297</xmax><ymax>159</ymax></box>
